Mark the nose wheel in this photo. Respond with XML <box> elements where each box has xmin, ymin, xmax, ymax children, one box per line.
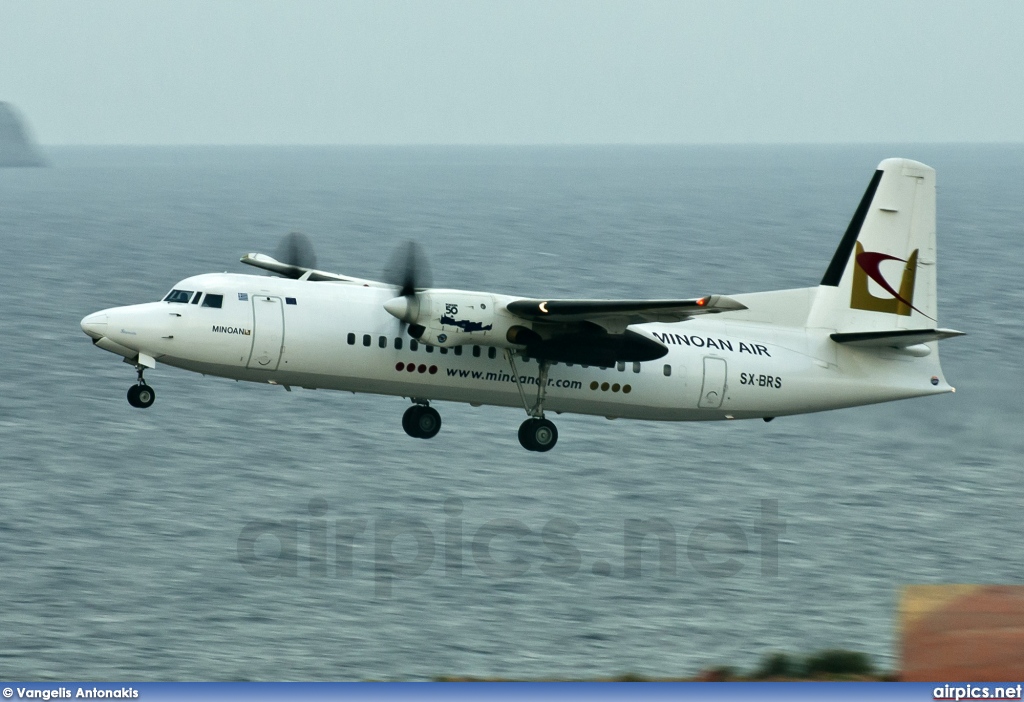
<box><xmin>126</xmin><ymin>365</ymin><xmax>156</xmax><ymax>409</ymax></box>
<box><xmin>127</xmin><ymin>383</ymin><xmax>155</xmax><ymax>408</ymax></box>
<box><xmin>402</xmin><ymin>403</ymin><xmax>441</xmax><ymax>439</ymax></box>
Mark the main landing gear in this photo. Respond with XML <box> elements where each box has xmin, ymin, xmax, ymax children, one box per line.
<box><xmin>126</xmin><ymin>364</ymin><xmax>156</xmax><ymax>409</ymax></box>
<box><xmin>507</xmin><ymin>352</ymin><xmax>558</xmax><ymax>452</ymax></box>
<box><xmin>397</xmin><ymin>353</ymin><xmax>560</xmax><ymax>451</ymax></box>
<box><xmin>403</xmin><ymin>401</ymin><xmax>441</xmax><ymax>439</ymax></box>
<box><xmin>518</xmin><ymin>416</ymin><xmax>558</xmax><ymax>452</ymax></box>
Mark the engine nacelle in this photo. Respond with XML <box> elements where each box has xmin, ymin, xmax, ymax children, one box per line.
<box><xmin>390</xmin><ymin>290</ymin><xmax>514</xmax><ymax>348</ymax></box>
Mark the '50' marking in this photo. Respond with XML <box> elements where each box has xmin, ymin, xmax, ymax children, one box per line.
<box><xmin>740</xmin><ymin>372</ymin><xmax>782</xmax><ymax>389</ymax></box>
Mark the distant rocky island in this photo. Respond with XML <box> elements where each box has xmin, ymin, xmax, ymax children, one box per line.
<box><xmin>0</xmin><ymin>102</ymin><xmax>46</xmax><ymax>167</ymax></box>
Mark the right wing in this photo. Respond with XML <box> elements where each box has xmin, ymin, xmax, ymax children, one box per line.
<box><xmin>499</xmin><ymin>294</ymin><xmax>748</xmax><ymax>365</ymax></box>
<box><xmin>505</xmin><ymin>295</ymin><xmax>747</xmax><ymax>334</ymax></box>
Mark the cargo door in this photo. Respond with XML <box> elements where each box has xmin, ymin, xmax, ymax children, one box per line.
<box><xmin>698</xmin><ymin>356</ymin><xmax>727</xmax><ymax>409</ymax></box>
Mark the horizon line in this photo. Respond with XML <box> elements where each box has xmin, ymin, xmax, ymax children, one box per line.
<box><xmin>36</xmin><ymin>140</ymin><xmax>1024</xmax><ymax>148</ymax></box>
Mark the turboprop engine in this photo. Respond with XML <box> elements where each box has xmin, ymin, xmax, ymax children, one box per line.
<box><xmin>384</xmin><ymin>290</ymin><xmax>517</xmax><ymax>348</ymax></box>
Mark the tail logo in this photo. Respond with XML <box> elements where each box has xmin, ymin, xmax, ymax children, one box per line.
<box><xmin>850</xmin><ymin>242</ymin><xmax>927</xmax><ymax>317</ymax></box>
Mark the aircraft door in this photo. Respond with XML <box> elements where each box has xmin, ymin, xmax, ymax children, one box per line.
<box><xmin>247</xmin><ymin>295</ymin><xmax>284</xmax><ymax>371</ymax></box>
<box><xmin>698</xmin><ymin>357</ymin><xmax>727</xmax><ymax>409</ymax></box>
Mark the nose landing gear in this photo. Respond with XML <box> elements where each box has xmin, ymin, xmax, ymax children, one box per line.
<box><xmin>126</xmin><ymin>364</ymin><xmax>156</xmax><ymax>409</ymax></box>
<box><xmin>402</xmin><ymin>401</ymin><xmax>441</xmax><ymax>439</ymax></box>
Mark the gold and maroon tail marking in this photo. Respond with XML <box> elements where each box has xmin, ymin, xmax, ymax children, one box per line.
<box><xmin>850</xmin><ymin>241</ymin><xmax>929</xmax><ymax>318</ymax></box>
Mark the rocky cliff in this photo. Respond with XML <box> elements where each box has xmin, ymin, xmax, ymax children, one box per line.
<box><xmin>0</xmin><ymin>102</ymin><xmax>46</xmax><ymax>167</ymax></box>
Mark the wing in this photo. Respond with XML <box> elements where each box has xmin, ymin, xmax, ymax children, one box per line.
<box><xmin>506</xmin><ymin>295</ymin><xmax>748</xmax><ymax>334</ymax></box>
<box><xmin>240</xmin><ymin>253</ymin><xmax>380</xmax><ymax>285</ymax></box>
<box><xmin>499</xmin><ymin>294</ymin><xmax>747</xmax><ymax>365</ymax></box>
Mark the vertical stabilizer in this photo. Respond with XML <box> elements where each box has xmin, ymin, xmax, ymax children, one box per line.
<box><xmin>807</xmin><ymin>158</ymin><xmax>937</xmax><ymax>332</ymax></box>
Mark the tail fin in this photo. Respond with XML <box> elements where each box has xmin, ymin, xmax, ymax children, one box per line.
<box><xmin>808</xmin><ymin>158</ymin><xmax>938</xmax><ymax>332</ymax></box>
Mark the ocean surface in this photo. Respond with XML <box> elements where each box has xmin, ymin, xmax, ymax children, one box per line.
<box><xmin>0</xmin><ymin>145</ymin><xmax>1021</xmax><ymax>680</ymax></box>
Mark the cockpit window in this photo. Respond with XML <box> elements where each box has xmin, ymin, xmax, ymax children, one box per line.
<box><xmin>164</xmin><ymin>289</ymin><xmax>194</xmax><ymax>303</ymax></box>
<box><xmin>191</xmin><ymin>292</ymin><xmax>203</xmax><ymax>304</ymax></box>
<box><xmin>202</xmin><ymin>294</ymin><xmax>224</xmax><ymax>309</ymax></box>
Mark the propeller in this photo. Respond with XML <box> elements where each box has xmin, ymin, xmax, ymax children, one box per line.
<box><xmin>383</xmin><ymin>241</ymin><xmax>432</xmax><ymax>336</ymax></box>
<box><xmin>274</xmin><ymin>231</ymin><xmax>318</xmax><ymax>269</ymax></box>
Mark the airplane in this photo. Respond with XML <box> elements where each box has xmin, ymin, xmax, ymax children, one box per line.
<box><xmin>80</xmin><ymin>157</ymin><xmax>963</xmax><ymax>452</ymax></box>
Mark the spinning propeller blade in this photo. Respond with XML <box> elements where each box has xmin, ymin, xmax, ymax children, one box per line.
<box><xmin>274</xmin><ymin>231</ymin><xmax>318</xmax><ymax>270</ymax></box>
<box><xmin>383</xmin><ymin>241</ymin><xmax>432</xmax><ymax>336</ymax></box>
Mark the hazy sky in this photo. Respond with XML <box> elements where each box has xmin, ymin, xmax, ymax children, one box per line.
<box><xmin>2</xmin><ymin>0</ymin><xmax>1022</xmax><ymax>144</ymax></box>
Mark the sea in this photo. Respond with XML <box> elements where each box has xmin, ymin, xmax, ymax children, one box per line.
<box><xmin>0</xmin><ymin>145</ymin><xmax>1021</xmax><ymax>681</ymax></box>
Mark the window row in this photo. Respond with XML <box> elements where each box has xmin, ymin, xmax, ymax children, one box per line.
<box><xmin>522</xmin><ymin>356</ymin><xmax>642</xmax><ymax>373</ymax></box>
<box><xmin>343</xmin><ymin>332</ymin><xmax>655</xmax><ymax>376</ymax></box>
<box><xmin>346</xmin><ymin>333</ymin><xmax>499</xmax><ymax>359</ymax></box>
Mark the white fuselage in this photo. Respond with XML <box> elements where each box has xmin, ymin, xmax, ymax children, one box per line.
<box><xmin>80</xmin><ymin>272</ymin><xmax>952</xmax><ymax>422</ymax></box>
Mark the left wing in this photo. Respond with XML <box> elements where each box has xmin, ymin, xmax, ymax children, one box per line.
<box><xmin>240</xmin><ymin>253</ymin><xmax>382</xmax><ymax>285</ymax></box>
<box><xmin>506</xmin><ymin>295</ymin><xmax>747</xmax><ymax>333</ymax></box>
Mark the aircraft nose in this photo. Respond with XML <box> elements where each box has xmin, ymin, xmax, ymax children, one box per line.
<box><xmin>80</xmin><ymin>312</ymin><xmax>108</xmax><ymax>340</ymax></box>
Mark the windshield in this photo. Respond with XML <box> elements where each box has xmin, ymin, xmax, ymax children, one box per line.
<box><xmin>163</xmin><ymin>289</ymin><xmax>194</xmax><ymax>304</ymax></box>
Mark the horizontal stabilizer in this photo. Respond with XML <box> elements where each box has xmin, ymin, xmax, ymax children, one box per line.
<box><xmin>830</xmin><ymin>328</ymin><xmax>965</xmax><ymax>348</ymax></box>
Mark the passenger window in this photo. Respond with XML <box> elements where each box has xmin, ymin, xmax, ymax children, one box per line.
<box><xmin>633</xmin><ymin>362</ymin><xmax>641</xmax><ymax>373</ymax></box>
<box><xmin>473</xmin><ymin>346</ymin><xmax>481</xmax><ymax>358</ymax></box>
<box><xmin>663</xmin><ymin>364</ymin><xmax>672</xmax><ymax>377</ymax></box>
<box><xmin>488</xmin><ymin>347</ymin><xmax>497</xmax><ymax>359</ymax></box>
<box><xmin>410</xmin><ymin>340</ymin><xmax>419</xmax><ymax>351</ymax></box>
<box><xmin>191</xmin><ymin>292</ymin><xmax>202</xmax><ymax>304</ymax></box>
<box><xmin>454</xmin><ymin>346</ymin><xmax>462</xmax><ymax>356</ymax></box>
<box><xmin>347</xmin><ymin>333</ymin><xmax>355</xmax><ymax>345</ymax></box>
<box><xmin>394</xmin><ymin>338</ymin><xmax>403</xmax><ymax>350</ymax></box>
<box><xmin>164</xmin><ymin>289</ymin><xmax>194</xmax><ymax>304</ymax></box>
<box><xmin>202</xmin><ymin>294</ymin><xmax>223</xmax><ymax>309</ymax></box>
<box><xmin>363</xmin><ymin>334</ymin><xmax>371</xmax><ymax>347</ymax></box>
<box><xmin>379</xmin><ymin>336</ymin><xmax>387</xmax><ymax>349</ymax></box>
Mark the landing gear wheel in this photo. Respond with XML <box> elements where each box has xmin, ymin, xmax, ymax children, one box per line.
<box><xmin>518</xmin><ymin>417</ymin><xmax>558</xmax><ymax>452</ymax></box>
<box><xmin>402</xmin><ymin>405</ymin><xmax>441</xmax><ymax>439</ymax></box>
<box><xmin>415</xmin><ymin>406</ymin><xmax>441</xmax><ymax>439</ymax></box>
<box><xmin>402</xmin><ymin>405</ymin><xmax>420</xmax><ymax>437</ymax></box>
<box><xmin>127</xmin><ymin>383</ymin><xmax>155</xmax><ymax>409</ymax></box>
